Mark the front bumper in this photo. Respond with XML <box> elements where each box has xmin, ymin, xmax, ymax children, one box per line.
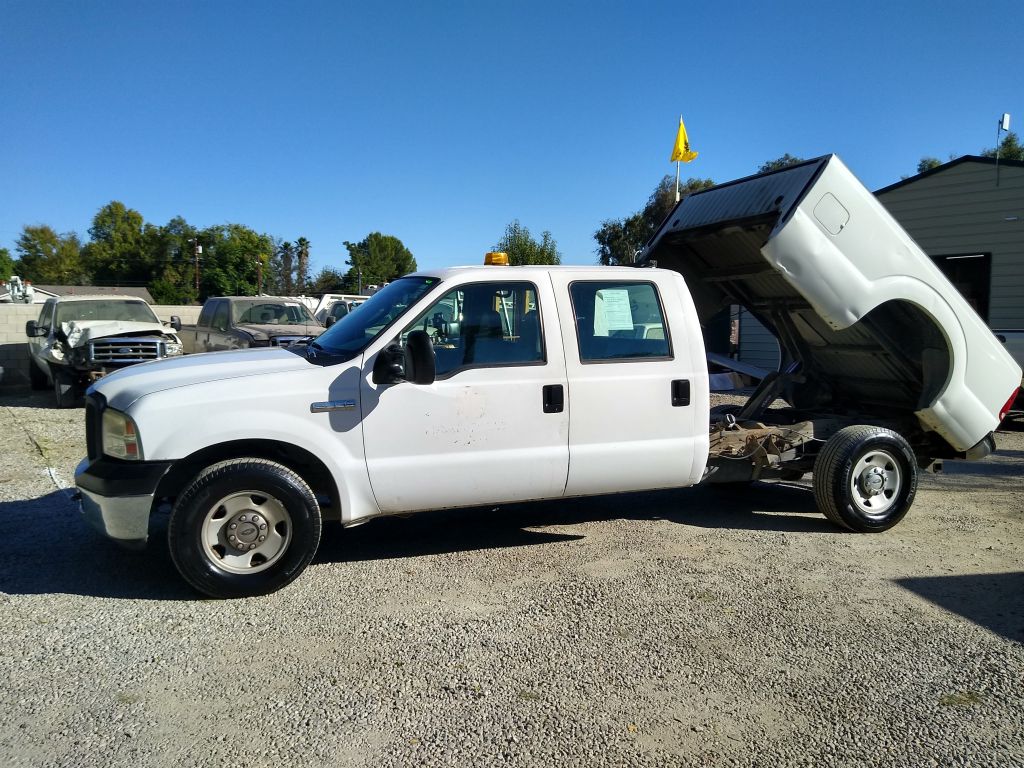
<box><xmin>74</xmin><ymin>456</ymin><xmax>173</xmax><ymax>546</ymax></box>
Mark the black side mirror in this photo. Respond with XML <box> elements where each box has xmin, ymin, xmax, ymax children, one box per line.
<box><xmin>326</xmin><ymin>316</ymin><xmax>337</xmax><ymax>328</ymax></box>
<box><xmin>404</xmin><ymin>330</ymin><xmax>436</xmax><ymax>385</ymax></box>
<box><xmin>25</xmin><ymin>320</ymin><xmax>45</xmax><ymax>338</ymax></box>
<box><xmin>372</xmin><ymin>343</ymin><xmax>406</xmax><ymax>385</ymax></box>
<box><xmin>170</xmin><ymin>315</ymin><xmax>182</xmax><ymax>332</ymax></box>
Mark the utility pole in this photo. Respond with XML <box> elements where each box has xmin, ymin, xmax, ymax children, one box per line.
<box><xmin>996</xmin><ymin>113</ymin><xmax>1011</xmax><ymax>187</ymax></box>
<box><xmin>256</xmin><ymin>259</ymin><xmax>263</xmax><ymax>295</ymax></box>
<box><xmin>192</xmin><ymin>240</ymin><xmax>202</xmax><ymax>297</ymax></box>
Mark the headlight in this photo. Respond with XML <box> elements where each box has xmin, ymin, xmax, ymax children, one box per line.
<box><xmin>165</xmin><ymin>341</ymin><xmax>183</xmax><ymax>356</ymax></box>
<box><xmin>102</xmin><ymin>409</ymin><xmax>143</xmax><ymax>460</ymax></box>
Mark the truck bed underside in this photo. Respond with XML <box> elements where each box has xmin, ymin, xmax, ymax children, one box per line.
<box><xmin>649</xmin><ymin>218</ymin><xmax>949</xmax><ymax>421</ymax></box>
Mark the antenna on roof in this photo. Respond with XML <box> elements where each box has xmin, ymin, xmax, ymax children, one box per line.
<box><xmin>996</xmin><ymin>113</ymin><xmax>1011</xmax><ymax>187</ymax></box>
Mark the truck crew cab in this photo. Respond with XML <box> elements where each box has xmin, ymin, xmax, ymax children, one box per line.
<box><xmin>75</xmin><ymin>156</ymin><xmax>1021</xmax><ymax>598</ymax></box>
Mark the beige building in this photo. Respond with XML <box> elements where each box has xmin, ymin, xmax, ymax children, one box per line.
<box><xmin>875</xmin><ymin>155</ymin><xmax>1024</xmax><ymax>330</ymax></box>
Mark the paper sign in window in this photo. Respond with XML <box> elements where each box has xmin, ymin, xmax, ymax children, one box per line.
<box><xmin>594</xmin><ymin>289</ymin><xmax>634</xmax><ymax>335</ymax></box>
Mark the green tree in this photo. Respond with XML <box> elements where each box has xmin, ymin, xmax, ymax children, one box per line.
<box><xmin>81</xmin><ymin>201</ymin><xmax>150</xmax><ymax>284</ymax></box>
<box><xmin>757</xmin><ymin>154</ymin><xmax>805</xmax><ymax>173</ymax></box>
<box><xmin>145</xmin><ymin>216</ymin><xmax>200</xmax><ymax>304</ymax></box>
<box><xmin>0</xmin><ymin>247</ymin><xmax>14</xmax><ymax>280</ymax></box>
<box><xmin>309</xmin><ymin>267</ymin><xmax>347</xmax><ymax>294</ymax></box>
<box><xmin>195</xmin><ymin>224</ymin><xmax>274</xmax><ymax>301</ymax></box>
<box><xmin>342</xmin><ymin>232</ymin><xmax>417</xmax><ymax>292</ymax></box>
<box><xmin>295</xmin><ymin>237</ymin><xmax>311</xmax><ymax>293</ymax></box>
<box><xmin>14</xmin><ymin>225</ymin><xmax>85</xmax><ymax>283</ymax></box>
<box><xmin>594</xmin><ymin>175</ymin><xmax>714</xmax><ymax>266</ymax></box>
<box><xmin>982</xmin><ymin>131</ymin><xmax>1024</xmax><ymax>161</ymax></box>
<box><xmin>916</xmin><ymin>157</ymin><xmax>943</xmax><ymax>173</ymax></box>
<box><xmin>493</xmin><ymin>220</ymin><xmax>561</xmax><ymax>266</ymax></box>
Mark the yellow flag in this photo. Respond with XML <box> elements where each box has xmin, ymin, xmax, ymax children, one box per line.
<box><xmin>670</xmin><ymin>116</ymin><xmax>698</xmax><ymax>163</ymax></box>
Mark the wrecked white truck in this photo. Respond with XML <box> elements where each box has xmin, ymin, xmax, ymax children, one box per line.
<box><xmin>74</xmin><ymin>155</ymin><xmax>1021</xmax><ymax>598</ymax></box>
<box><xmin>26</xmin><ymin>295</ymin><xmax>183</xmax><ymax>407</ymax></box>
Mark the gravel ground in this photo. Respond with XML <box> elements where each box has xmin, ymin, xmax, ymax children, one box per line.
<box><xmin>1</xmin><ymin>390</ymin><xmax>1022</xmax><ymax>768</ymax></box>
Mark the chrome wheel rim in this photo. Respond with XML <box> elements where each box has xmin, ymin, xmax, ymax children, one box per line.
<box><xmin>849</xmin><ymin>449</ymin><xmax>902</xmax><ymax>519</ymax></box>
<box><xmin>201</xmin><ymin>491</ymin><xmax>292</xmax><ymax>574</ymax></box>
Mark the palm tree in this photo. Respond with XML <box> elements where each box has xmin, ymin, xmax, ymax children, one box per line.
<box><xmin>295</xmin><ymin>237</ymin><xmax>310</xmax><ymax>294</ymax></box>
<box><xmin>278</xmin><ymin>241</ymin><xmax>294</xmax><ymax>295</ymax></box>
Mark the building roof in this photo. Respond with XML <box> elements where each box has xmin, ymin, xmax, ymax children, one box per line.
<box><xmin>0</xmin><ymin>285</ymin><xmax>59</xmax><ymax>303</ymax></box>
<box><xmin>875</xmin><ymin>154</ymin><xmax>1024</xmax><ymax>195</ymax></box>
<box><xmin>32</xmin><ymin>285</ymin><xmax>155</xmax><ymax>303</ymax></box>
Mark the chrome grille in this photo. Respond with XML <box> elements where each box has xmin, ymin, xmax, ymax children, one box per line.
<box><xmin>272</xmin><ymin>336</ymin><xmax>308</xmax><ymax>348</ymax></box>
<box><xmin>88</xmin><ymin>337</ymin><xmax>165</xmax><ymax>364</ymax></box>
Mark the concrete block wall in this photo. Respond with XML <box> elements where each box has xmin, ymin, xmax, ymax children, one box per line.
<box><xmin>154</xmin><ymin>305</ymin><xmax>202</xmax><ymax>325</ymax></box>
<box><xmin>0</xmin><ymin>304</ymin><xmax>43</xmax><ymax>387</ymax></box>
<box><xmin>0</xmin><ymin>303</ymin><xmax>202</xmax><ymax>389</ymax></box>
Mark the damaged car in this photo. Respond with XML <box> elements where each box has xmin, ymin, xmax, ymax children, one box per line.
<box><xmin>26</xmin><ymin>295</ymin><xmax>184</xmax><ymax>407</ymax></box>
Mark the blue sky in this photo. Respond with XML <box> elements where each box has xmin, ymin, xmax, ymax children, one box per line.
<box><xmin>1</xmin><ymin>1</ymin><xmax>1020</xmax><ymax>276</ymax></box>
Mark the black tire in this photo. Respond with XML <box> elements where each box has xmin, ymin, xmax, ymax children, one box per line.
<box><xmin>813</xmin><ymin>426</ymin><xmax>918</xmax><ymax>532</ymax></box>
<box><xmin>168</xmin><ymin>458</ymin><xmax>322</xmax><ymax>598</ymax></box>
<box><xmin>51</xmin><ymin>365</ymin><xmax>79</xmax><ymax>408</ymax></box>
<box><xmin>29</xmin><ymin>359</ymin><xmax>48</xmax><ymax>390</ymax></box>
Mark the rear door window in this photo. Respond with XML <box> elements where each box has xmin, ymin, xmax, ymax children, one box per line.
<box><xmin>569</xmin><ymin>281</ymin><xmax>672</xmax><ymax>362</ymax></box>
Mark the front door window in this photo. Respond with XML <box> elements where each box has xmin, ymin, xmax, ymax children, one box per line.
<box><xmin>397</xmin><ymin>281</ymin><xmax>544</xmax><ymax>378</ymax></box>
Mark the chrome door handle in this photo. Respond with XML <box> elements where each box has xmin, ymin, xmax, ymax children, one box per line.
<box><xmin>310</xmin><ymin>399</ymin><xmax>357</xmax><ymax>413</ymax></box>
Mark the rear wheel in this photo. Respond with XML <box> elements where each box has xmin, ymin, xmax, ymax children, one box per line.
<box><xmin>168</xmin><ymin>458</ymin><xmax>322</xmax><ymax>598</ymax></box>
<box><xmin>813</xmin><ymin>426</ymin><xmax>918</xmax><ymax>532</ymax></box>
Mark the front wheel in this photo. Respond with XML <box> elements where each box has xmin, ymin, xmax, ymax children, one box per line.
<box><xmin>813</xmin><ymin>426</ymin><xmax>918</xmax><ymax>532</ymax></box>
<box><xmin>29</xmin><ymin>359</ymin><xmax>48</xmax><ymax>390</ymax></box>
<box><xmin>51</xmin><ymin>365</ymin><xmax>79</xmax><ymax>408</ymax></box>
<box><xmin>168</xmin><ymin>458</ymin><xmax>322</xmax><ymax>598</ymax></box>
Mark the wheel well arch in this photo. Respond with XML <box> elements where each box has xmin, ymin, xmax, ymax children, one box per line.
<box><xmin>860</xmin><ymin>298</ymin><xmax>953</xmax><ymax>410</ymax></box>
<box><xmin>780</xmin><ymin>297</ymin><xmax>953</xmax><ymax>419</ymax></box>
<box><xmin>156</xmin><ymin>440</ymin><xmax>342</xmax><ymax>520</ymax></box>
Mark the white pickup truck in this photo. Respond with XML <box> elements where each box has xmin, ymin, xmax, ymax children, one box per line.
<box><xmin>75</xmin><ymin>156</ymin><xmax>1022</xmax><ymax>598</ymax></box>
<box><xmin>26</xmin><ymin>294</ymin><xmax>184</xmax><ymax>407</ymax></box>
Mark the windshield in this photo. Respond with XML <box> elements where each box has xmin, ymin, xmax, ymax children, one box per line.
<box><xmin>232</xmin><ymin>300</ymin><xmax>317</xmax><ymax>326</ymax></box>
<box><xmin>55</xmin><ymin>300</ymin><xmax>159</xmax><ymax>325</ymax></box>
<box><xmin>312</xmin><ymin>276</ymin><xmax>439</xmax><ymax>360</ymax></box>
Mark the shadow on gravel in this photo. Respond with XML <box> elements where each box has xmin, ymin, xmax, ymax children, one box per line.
<box><xmin>0</xmin><ymin>491</ymin><xmax>190</xmax><ymax>600</ymax></box>
<box><xmin>2</xmin><ymin>482</ymin><xmax>830</xmax><ymax>598</ymax></box>
<box><xmin>317</xmin><ymin>481</ymin><xmax>833</xmax><ymax>564</ymax></box>
<box><xmin>997</xmin><ymin>415</ymin><xmax>1024</xmax><ymax>432</ymax></box>
<box><xmin>942</xmin><ymin>461</ymin><xmax>1024</xmax><ymax>478</ymax></box>
<box><xmin>895</xmin><ymin>572</ymin><xmax>1024</xmax><ymax>643</ymax></box>
<box><xmin>0</xmin><ymin>391</ymin><xmax>62</xmax><ymax>409</ymax></box>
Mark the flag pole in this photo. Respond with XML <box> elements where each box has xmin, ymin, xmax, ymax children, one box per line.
<box><xmin>675</xmin><ymin>114</ymin><xmax>682</xmax><ymax>202</ymax></box>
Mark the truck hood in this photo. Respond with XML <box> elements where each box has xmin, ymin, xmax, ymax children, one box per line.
<box><xmin>93</xmin><ymin>347</ymin><xmax>314</xmax><ymax>411</ymax></box>
<box><xmin>63</xmin><ymin>320</ymin><xmax>177</xmax><ymax>348</ymax></box>
<box><xmin>235</xmin><ymin>322</ymin><xmax>325</xmax><ymax>338</ymax></box>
